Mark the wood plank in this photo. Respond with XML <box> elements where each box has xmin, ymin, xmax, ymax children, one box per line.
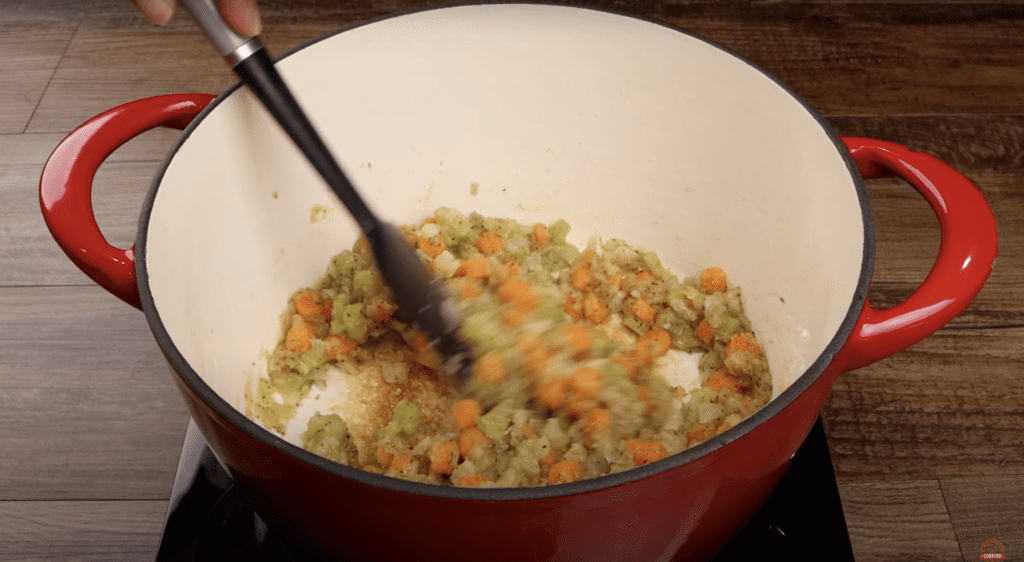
<box><xmin>942</xmin><ymin>475</ymin><xmax>1024</xmax><ymax>562</ymax></box>
<box><xmin>820</xmin><ymin>117</ymin><xmax>1024</xmax><ymax>482</ymax></box>
<box><xmin>26</xmin><ymin>2</ymin><xmax>1024</xmax><ymax>134</ymax></box>
<box><xmin>25</xmin><ymin>14</ymin><xmax>235</xmax><ymax>134</ymax></box>
<box><xmin>0</xmin><ymin>20</ymin><xmax>78</xmax><ymax>134</ymax></box>
<box><xmin>0</xmin><ymin>500</ymin><xmax>165</xmax><ymax>562</ymax></box>
<box><xmin>0</xmin><ymin>0</ymin><xmax>131</xmax><ymax>22</ymax></box>
<box><xmin>837</xmin><ymin>479</ymin><xmax>962</xmax><ymax>562</ymax></box>
<box><xmin>1</xmin><ymin>153</ymin><xmax>169</xmax><ymax>286</ymax></box>
<box><xmin>0</xmin><ymin>286</ymin><xmax>190</xmax><ymax>500</ymax></box>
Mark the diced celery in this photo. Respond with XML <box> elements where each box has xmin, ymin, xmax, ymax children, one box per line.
<box><xmin>391</xmin><ymin>399</ymin><xmax>421</xmax><ymax>434</ymax></box>
<box><xmin>623</xmin><ymin>315</ymin><xmax>649</xmax><ymax>336</ymax></box>
<box><xmin>295</xmin><ymin>349</ymin><xmax>325</xmax><ymax>376</ymax></box>
<box><xmin>505</xmin><ymin>236</ymin><xmax>530</xmax><ymax>260</ymax></box>
<box><xmin>548</xmin><ymin>219</ymin><xmax>571</xmax><ymax>244</ymax></box>
<box><xmin>592</xmin><ymin>336</ymin><xmax>619</xmax><ymax>358</ymax></box>
<box><xmin>478</xmin><ymin>399</ymin><xmax>516</xmax><ymax>441</ymax></box>
<box><xmin>641</xmin><ymin>252</ymin><xmax>665</xmax><ymax>276</ymax></box>
<box><xmin>329</xmin><ymin>251</ymin><xmax>355</xmax><ymax>278</ymax></box>
<box><xmin>604</xmin><ymin>360</ymin><xmax>627</xmax><ymax>380</ymax></box>
<box><xmin>694</xmin><ymin>387</ymin><xmax>718</xmax><ymax>404</ymax></box>
<box><xmin>342</xmin><ymin>303</ymin><xmax>367</xmax><ymax>340</ymax></box>
<box><xmin>376</xmin><ymin>422</ymin><xmax>401</xmax><ymax>439</ymax></box>
<box><xmin>697</xmin><ymin>403</ymin><xmax>724</xmax><ymax>424</ymax></box>
<box><xmin>713</xmin><ymin>316</ymin><xmax>741</xmax><ymax>343</ymax></box>
<box><xmin>352</xmin><ymin>269</ymin><xmax>375</xmax><ymax>297</ymax></box>
<box><xmin>435</xmin><ymin>207</ymin><xmax>473</xmax><ymax>245</ymax></box>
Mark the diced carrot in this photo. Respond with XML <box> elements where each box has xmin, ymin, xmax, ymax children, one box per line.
<box><xmin>571</xmin><ymin>367</ymin><xmax>603</xmax><ymax>398</ymax></box>
<box><xmin>536</xmin><ymin>378</ymin><xmax>568</xmax><ymax>410</ymax></box>
<box><xmin>583</xmin><ymin>408</ymin><xmax>610</xmax><ymax>436</ymax></box>
<box><xmin>292</xmin><ymin>290</ymin><xmax>323</xmax><ymax>321</ymax></box>
<box><xmin>457</xmin><ymin>474</ymin><xmax>490</xmax><ymax>488</ymax></box>
<box><xmin>455</xmin><ymin>282</ymin><xmax>482</xmax><ymax>300</ymax></box>
<box><xmin>376</xmin><ymin>446</ymin><xmax>394</xmax><ymax>468</ymax></box>
<box><xmin>453</xmin><ymin>399</ymin><xmax>482</xmax><ymax>430</ymax></box>
<box><xmin>497</xmin><ymin>277</ymin><xmax>537</xmax><ymax>308</ymax></box>
<box><xmin>520</xmin><ymin>422</ymin><xmax>536</xmax><ymax>438</ymax></box>
<box><xmin>635</xmin><ymin>271</ymin><xmax>653</xmax><ymax>281</ymax></box>
<box><xmin>284</xmin><ymin>321</ymin><xmax>317</xmax><ymax>353</ymax></box>
<box><xmin>504</xmin><ymin>260</ymin><xmax>521</xmax><ymax>278</ymax></box>
<box><xmin>705</xmin><ymin>369</ymin><xmax>744</xmax><ymax>394</ymax></box>
<box><xmin>548</xmin><ymin>460</ymin><xmax>583</xmax><ymax>484</ymax></box>
<box><xmin>564</xmin><ymin>297</ymin><xmax>583</xmax><ymax>320</ymax></box>
<box><xmin>636</xmin><ymin>385</ymin><xmax>654</xmax><ymax>416</ymax></box>
<box><xmin>458</xmin><ymin>427</ymin><xmax>490</xmax><ymax>458</ymax></box>
<box><xmin>429</xmin><ymin>440</ymin><xmax>459</xmax><ymax>475</ymax></box>
<box><xmin>476</xmin><ymin>231</ymin><xmax>504</xmax><ymax>254</ymax></box>
<box><xmin>608</xmin><ymin>271</ymin><xmax>622</xmax><ymax>288</ymax></box>
<box><xmin>633</xmin><ymin>340</ymin><xmax>655</xmax><ymax>367</ymax></box>
<box><xmin>642</xmin><ymin>327</ymin><xmax>672</xmax><ymax>357</ymax></box>
<box><xmin>538</xmin><ymin>448</ymin><xmax>558</xmax><ymax>467</ymax></box>
<box><xmin>323</xmin><ymin>335</ymin><xmax>357</xmax><ymax>359</ymax></box>
<box><xmin>418</xmin><ymin>234</ymin><xmax>446</xmax><ymax>258</ymax></box>
<box><xmin>320</xmin><ymin>299</ymin><xmax>334</xmax><ymax>320</ymax></box>
<box><xmin>700</xmin><ymin>267</ymin><xmax>728</xmax><ymax>293</ymax></box>
<box><xmin>583</xmin><ymin>292</ymin><xmax>608</xmax><ymax>324</ymax></box>
<box><xmin>564</xmin><ymin>324</ymin><xmax>593</xmax><ymax>355</ymax></box>
<box><xmin>391</xmin><ymin>453</ymin><xmax>414</xmax><ymax>473</ymax></box>
<box><xmin>687</xmin><ymin>424</ymin><xmax>708</xmax><ymax>443</ymax></box>
<box><xmin>503</xmin><ymin>306</ymin><xmax>528</xmax><ymax>327</ymax></box>
<box><xmin>533</xmin><ymin>223</ymin><xmax>550</xmax><ymax>247</ymax></box>
<box><xmin>474</xmin><ymin>351</ymin><xmax>506</xmax><ymax>385</ymax></box>
<box><xmin>696</xmin><ymin>319</ymin><xmax>714</xmax><ymax>345</ymax></box>
<box><xmin>421</xmin><ymin>217</ymin><xmax>438</xmax><ymax>225</ymax></box>
<box><xmin>455</xmin><ymin>256</ymin><xmax>490</xmax><ymax>280</ymax></box>
<box><xmin>567</xmin><ymin>396</ymin><xmax>593</xmax><ymax>419</ymax></box>
<box><xmin>630</xmin><ymin>298</ymin><xmax>656</xmax><ymax>325</ymax></box>
<box><xmin>625</xmin><ymin>440</ymin><xmax>667</xmax><ymax>465</ymax></box>
<box><xmin>725</xmin><ymin>332</ymin><xmax>761</xmax><ymax>356</ymax></box>
<box><xmin>571</xmin><ymin>263</ymin><xmax>591</xmax><ymax>291</ymax></box>
<box><xmin>525</xmin><ymin>346</ymin><xmax>552</xmax><ymax>372</ymax></box>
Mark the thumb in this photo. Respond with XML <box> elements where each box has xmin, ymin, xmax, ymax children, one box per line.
<box><xmin>217</xmin><ymin>0</ymin><xmax>262</xmax><ymax>37</ymax></box>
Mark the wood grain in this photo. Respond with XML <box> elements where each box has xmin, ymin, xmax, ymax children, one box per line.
<box><xmin>0</xmin><ymin>286</ymin><xmax>189</xmax><ymax>500</ymax></box>
<box><xmin>0</xmin><ymin>501</ymin><xmax>166</xmax><ymax>562</ymax></box>
<box><xmin>837</xmin><ymin>479</ymin><xmax>962</xmax><ymax>562</ymax></box>
<box><xmin>942</xmin><ymin>476</ymin><xmax>1024</xmax><ymax>562</ymax></box>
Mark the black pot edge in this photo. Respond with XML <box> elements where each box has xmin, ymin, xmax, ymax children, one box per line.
<box><xmin>135</xmin><ymin>1</ymin><xmax>875</xmax><ymax>502</ymax></box>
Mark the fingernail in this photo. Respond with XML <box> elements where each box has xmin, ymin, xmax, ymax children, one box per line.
<box><xmin>136</xmin><ymin>0</ymin><xmax>174</xmax><ymax>26</ymax></box>
<box><xmin>220</xmin><ymin>0</ymin><xmax>262</xmax><ymax>37</ymax></box>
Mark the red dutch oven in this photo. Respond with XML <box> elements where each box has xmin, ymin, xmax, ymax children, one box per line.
<box><xmin>40</xmin><ymin>5</ymin><xmax>997</xmax><ymax>561</ymax></box>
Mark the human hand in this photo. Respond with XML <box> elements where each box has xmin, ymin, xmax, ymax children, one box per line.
<box><xmin>131</xmin><ymin>0</ymin><xmax>262</xmax><ymax>37</ymax></box>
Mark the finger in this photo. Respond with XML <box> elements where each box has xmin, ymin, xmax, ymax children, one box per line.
<box><xmin>217</xmin><ymin>0</ymin><xmax>262</xmax><ymax>37</ymax></box>
<box><xmin>132</xmin><ymin>0</ymin><xmax>175</xmax><ymax>25</ymax></box>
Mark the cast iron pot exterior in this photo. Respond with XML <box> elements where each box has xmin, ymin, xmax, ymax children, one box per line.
<box><xmin>40</xmin><ymin>5</ymin><xmax>997</xmax><ymax>561</ymax></box>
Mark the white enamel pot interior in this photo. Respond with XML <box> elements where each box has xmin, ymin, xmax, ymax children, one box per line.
<box><xmin>137</xmin><ymin>3</ymin><xmax>869</xmax><ymax>557</ymax></box>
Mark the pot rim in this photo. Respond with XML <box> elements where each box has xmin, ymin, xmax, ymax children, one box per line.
<box><xmin>136</xmin><ymin>1</ymin><xmax>874</xmax><ymax>501</ymax></box>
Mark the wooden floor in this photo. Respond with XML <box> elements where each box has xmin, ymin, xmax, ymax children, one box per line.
<box><xmin>1</xmin><ymin>1</ymin><xmax>1021</xmax><ymax>560</ymax></box>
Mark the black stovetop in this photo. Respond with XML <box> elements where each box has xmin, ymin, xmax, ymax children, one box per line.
<box><xmin>155</xmin><ymin>418</ymin><xmax>854</xmax><ymax>562</ymax></box>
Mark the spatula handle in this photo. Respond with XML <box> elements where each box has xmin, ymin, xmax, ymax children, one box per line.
<box><xmin>179</xmin><ymin>0</ymin><xmax>263</xmax><ymax>65</ymax></box>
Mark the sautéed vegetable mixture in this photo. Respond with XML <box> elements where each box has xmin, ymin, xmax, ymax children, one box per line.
<box><xmin>246</xmin><ymin>208</ymin><xmax>771</xmax><ymax>487</ymax></box>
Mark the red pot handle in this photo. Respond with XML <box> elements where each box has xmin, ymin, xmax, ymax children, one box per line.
<box><xmin>39</xmin><ymin>94</ymin><xmax>217</xmax><ymax>310</ymax></box>
<box><xmin>828</xmin><ymin>136</ymin><xmax>998</xmax><ymax>374</ymax></box>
